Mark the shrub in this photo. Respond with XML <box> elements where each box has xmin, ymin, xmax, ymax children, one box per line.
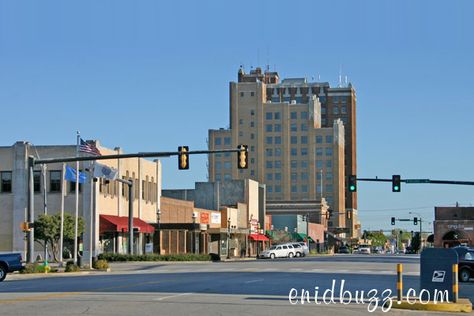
<box><xmin>20</xmin><ymin>262</ymin><xmax>47</xmax><ymax>274</ymax></box>
<box><xmin>93</xmin><ymin>259</ymin><xmax>109</xmax><ymax>270</ymax></box>
<box><xmin>98</xmin><ymin>253</ymin><xmax>212</xmax><ymax>262</ymax></box>
<box><xmin>65</xmin><ymin>262</ymin><xmax>80</xmax><ymax>272</ymax></box>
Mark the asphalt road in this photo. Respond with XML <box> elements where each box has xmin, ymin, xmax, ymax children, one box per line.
<box><xmin>0</xmin><ymin>254</ymin><xmax>471</xmax><ymax>316</ymax></box>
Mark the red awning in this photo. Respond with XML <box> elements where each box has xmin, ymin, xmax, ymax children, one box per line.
<box><xmin>248</xmin><ymin>233</ymin><xmax>269</xmax><ymax>241</ymax></box>
<box><xmin>100</xmin><ymin>215</ymin><xmax>155</xmax><ymax>234</ymax></box>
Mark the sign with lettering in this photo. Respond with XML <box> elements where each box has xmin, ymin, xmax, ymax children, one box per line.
<box><xmin>200</xmin><ymin>212</ymin><xmax>209</xmax><ymax>224</ymax></box>
<box><xmin>211</xmin><ymin>213</ymin><xmax>221</xmax><ymax>225</ymax></box>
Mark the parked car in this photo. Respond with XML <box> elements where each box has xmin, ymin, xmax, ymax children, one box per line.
<box><xmin>357</xmin><ymin>246</ymin><xmax>371</xmax><ymax>254</ymax></box>
<box><xmin>453</xmin><ymin>246</ymin><xmax>474</xmax><ymax>282</ymax></box>
<box><xmin>290</xmin><ymin>243</ymin><xmax>305</xmax><ymax>257</ymax></box>
<box><xmin>0</xmin><ymin>253</ymin><xmax>23</xmax><ymax>282</ymax></box>
<box><xmin>259</xmin><ymin>244</ymin><xmax>296</xmax><ymax>259</ymax></box>
<box><xmin>338</xmin><ymin>246</ymin><xmax>350</xmax><ymax>254</ymax></box>
<box><xmin>297</xmin><ymin>242</ymin><xmax>310</xmax><ymax>256</ymax></box>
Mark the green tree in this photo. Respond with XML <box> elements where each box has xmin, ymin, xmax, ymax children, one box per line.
<box><xmin>365</xmin><ymin>231</ymin><xmax>388</xmax><ymax>247</ymax></box>
<box><xmin>34</xmin><ymin>213</ymin><xmax>84</xmax><ymax>262</ymax></box>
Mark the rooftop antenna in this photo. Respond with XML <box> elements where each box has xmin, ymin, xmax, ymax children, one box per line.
<box><xmin>338</xmin><ymin>64</ymin><xmax>343</xmax><ymax>87</ymax></box>
<box><xmin>345</xmin><ymin>75</ymin><xmax>348</xmax><ymax>87</ymax></box>
<box><xmin>318</xmin><ymin>74</ymin><xmax>321</xmax><ymax>81</ymax></box>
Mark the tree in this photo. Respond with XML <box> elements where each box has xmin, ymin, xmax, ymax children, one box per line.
<box><xmin>365</xmin><ymin>231</ymin><xmax>388</xmax><ymax>248</ymax></box>
<box><xmin>34</xmin><ymin>213</ymin><xmax>84</xmax><ymax>262</ymax></box>
<box><xmin>410</xmin><ymin>232</ymin><xmax>421</xmax><ymax>253</ymax></box>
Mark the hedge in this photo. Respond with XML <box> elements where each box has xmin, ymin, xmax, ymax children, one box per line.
<box><xmin>97</xmin><ymin>253</ymin><xmax>213</xmax><ymax>262</ymax></box>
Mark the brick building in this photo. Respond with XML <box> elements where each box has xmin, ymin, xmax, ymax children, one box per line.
<box><xmin>434</xmin><ymin>206</ymin><xmax>474</xmax><ymax>248</ymax></box>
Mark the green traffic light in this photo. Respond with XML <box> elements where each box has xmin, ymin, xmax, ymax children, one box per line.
<box><xmin>394</xmin><ymin>186</ymin><xmax>399</xmax><ymax>191</ymax></box>
<box><xmin>349</xmin><ymin>185</ymin><xmax>355</xmax><ymax>191</ymax></box>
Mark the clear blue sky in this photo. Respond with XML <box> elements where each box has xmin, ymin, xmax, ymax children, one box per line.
<box><xmin>1</xmin><ymin>0</ymin><xmax>473</xmax><ymax>232</ymax></box>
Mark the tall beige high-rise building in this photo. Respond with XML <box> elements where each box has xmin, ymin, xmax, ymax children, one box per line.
<box><xmin>208</xmin><ymin>67</ymin><xmax>359</xmax><ymax>238</ymax></box>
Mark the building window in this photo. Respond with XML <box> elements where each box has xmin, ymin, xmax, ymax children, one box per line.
<box><xmin>250</xmin><ymin>158</ymin><xmax>255</xmax><ymax>164</ymax></box>
<box><xmin>341</xmin><ymin>106</ymin><xmax>347</xmax><ymax>114</ymax></box>
<box><xmin>316</xmin><ymin>135</ymin><xmax>323</xmax><ymax>144</ymax></box>
<box><xmin>291</xmin><ymin>136</ymin><xmax>297</xmax><ymax>144</ymax></box>
<box><xmin>290</xmin><ymin>123</ymin><xmax>297</xmax><ymax>132</ymax></box>
<box><xmin>266</xmin><ymin>137</ymin><xmax>273</xmax><ymax>145</ymax></box>
<box><xmin>322</xmin><ymin>118</ymin><xmax>327</xmax><ymax>125</ymax></box>
<box><xmin>301</xmin><ymin>136</ymin><xmax>308</xmax><ymax>144</ymax></box>
<box><xmin>333</xmin><ymin>96</ymin><xmax>339</xmax><ymax>103</ymax></box>
<box><xmin>224</xmin><ymin>137</ymin><xmax>231</xmax><ymax>145</ymax></box>
<box><xmin>240</xmin><ymin>92</ymin><xmax>244</xmax><ymax>97</ymax></box>
<box><xmin>326</xmin><ymin>184</ymin><xmax>333</xmax><ymax>192</ymax></box>
<box><xmin>34</xmin><ymin>171</ymin><xmax>41</xmax><ymax>193</ymax></box>
<box><xmin>266</xmin><ymin>124</ymin><xmax>273</xmax><ymax>132</ymax></box>
<box><xmin>326</xmin><ymin>135</ymin><xmax>333</xmax><ymax>143</ymax></box>
<box><xmin>266</xmin><ymin>173</ymin><xmax>273</xmax><ymax>181</ymax></box>
<box><xmin>266</xmin><ymin>148</ymin><xmax>273</xmax><ymax>157</ymax></box>
<box><xmin>290</xmin><ymin>112</ymin><xmax>297</xmax><ymax>119</ymax></box>
<box><xmin>275</xmin><ymin>173</ymin><xmax>282</xmax><ymax>181</ymax></box>
<box><xmin>214</xmin><ymin>138</ymin><xmax>221</xmax><ymax>146</ymax></box>
<box><xmin>50</xmin><ymin>171</ymin><xmax>61</xmax><ymax>192</ymax></box>
<box><xmin>274</xmin><ymin>124</ymin><xmax>281</xmax><ymax>132</ymax></box>
<box><xmin>70</xmin><ymin>180</ymin><xmax>82</xmax><ymax>193</ymax></box>
<box><xmin>267</xmin><ymin>186</ymin><xmax>273</xmax><ymax>193</ymax></box>
<box><xmin>274</xmin><ymin>112</ymin><xmax>281</xmax><ymax>120</ymax></box>
<box><xmin>301</xmin><ymin>173</ymin><xmax>309</xmax><ymax>181</ymax></box>
<box><xmin>266</xmin><ymin>161</ymin><xmax>273</xmax><ymax>168</ymax></box>
<box><xmin>239</xmin><ymin>131</ymin><xmax>243</xmax><ymax>137</ymax></box>
<box><xmin>224</xmin><ymin>174</ymin><xmax>232</xmax><ymax>180</ymax></box>
<box><xmin>316</xmin><ymin>148</ymin><xmax>323</xmax><ymax>156</ymax></box>
<box><xmin>321</xmin><ymin>107</ymin><xmax>326</xmax><ymax>115</ymax></box>
<box><xmin>251</xmin><ymin>110</ymin><xmax>255</xmax><ymax>116</ymax></box>
<box><xmin>301</xmin><ymin>185</ymin><xmax>308</xmax><ymax>193</ymax></box>
<box><xmin>275</xmin><ymin>185</ymin><xmax>281</xmax><ymax>193</ymax></box>
<box><xmin>250</xmin><ymin>146</ymin><xmax>255</xmax><ymax>152</ymax></box>
<box><xmin>291</xmin><ymin>148</ymin><xmax>297</xmax><ymax>156</ymax></box>
<box><xmin>301</xmin><ymin>148</ymin><xmax>308</xmax><ymax>156</ymax></box>
<box><xmin>250</xmin><ymin>91</ymin><xmax>255</xmax><ymax>97</ymax></box>
<box><xmin>239</xmin><ymin>119</ymin><xmax>243</xmax><ymax>125</ymax></box>
<box><xmin>333</xmin><ymin>107</ymin><xmax>339</xmax><ymax>115</ymax></box>
<box><xmin>250</xmin><ymin>133</ymin><xmax>255</xmax><ymax>139</ymax></box>
<box><xmin>291</xmin><ymin>185</ymin><xmax>297</xmax><ymax>193</ymax></box>
<box><xmin>326</xmin><ymin>160</ymin><xmax>332</xmax><ymax>168</ymax></box>
<box><xmin>250</xmin><ymin>170</ymin><xmax>255</xmax><ymax>176</ymax></box>
<box><xmin>316</xmin><ymin>160</ymin><xmax>323</xmax><ymax>168</ymax></box>
<box><xmin>0</xmin><ymin>171</ymin><xmax>12</xmax><ymax>193</ymax></box>
<box><xmin>266</xmin><ymin>112</ymin><xmax>273</xmax><ymax>120</ymax></box>
<box><xmin>326</xmin><ymin>148</ymin><xmax>333</xmax><ymax>156</ymax></box>
<box><xmin>326</xmin><ymin>172</ymin><xmax>333</xmax><ymax>180</ymax></box>
<box><xmin>275</xmin><ymin>136</ymin><xmax>282</xmax><ymax>144</ymax></box>
<box><xmin>301</xmin><ymin>111</ymin><xmax>308</xmax><ymax>119</ymax></box>
<box><xmin>341</xmin><ymin>96</ymin><xmax>347</xmax><ymax>103</ymax></box>
<box><xmin>250</xmin><ymin>121</ymin><xmax>255</xmax><ymax>128</ymax></box>
<box><xmin>301</xmin><ymin>161</ymin><xmax>308</xmax><ymax>168</ymax></box>
<box><xmin>224</xmin><ymin>152</ymin><xmax>230</xmax><ymax>157</ymax></box>
<box><xmin>275</xmin><ymin>148</ymin><xmax>282</xmax><ymax>157</ymax></box>
<box><xmin>274</xmin><ymin>160</ymin><xmax>281</xmax><ymax>169</ymax></box>
<box><xmin>291</xmin><ymin>173</ymin><xmax>297</xmax><ymax>181</ymax></box>
<box><xmin>215</xmin><ymin>174</ymin><xmax>221</xmax><ymax>181</ymax></box>
<box><xmin>301</xmin><ymin>123</ymin><xmax>308</xmax><ymax>131</ymax></box>
<box><xmin>224</xmin><ymin>162</ymin><xmax>231</xmax><ymax>169</ymax></box>
<box><xmin>291</xmin><ymin>160</ymin><xmax>297</xmax><ymax>168</ymax></box>
<box><xmin>319</xmin><ymin>96</ymin><xmax>326</xmax><ymax>103</ymax></box>
<box><xmin>215</xmin><ymin>161</ymin><xmax>222</xmax><ymax>170</ymax></box>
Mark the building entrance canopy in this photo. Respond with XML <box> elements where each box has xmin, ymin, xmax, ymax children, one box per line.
<box><xmin>100</xmin><ymin>215</ymin><xmax>155</xmax><ymax>234</ymax></box>
<box><xmin>248</xmin><ymin>233</ymin><xmax>269</xmax><ymax>241</ymax></box>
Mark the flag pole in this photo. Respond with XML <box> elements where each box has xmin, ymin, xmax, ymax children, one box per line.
<box><xmin>42</xmin><ymin>164</ymin><xmax>48</xmax><ymax>262</ymax></box>
<box><xmin>59</xmin><ymin>163</ymin><xmax>65</xmax><ymax>264</ymax></box>
<box><xmin>89</xmin><ymin>161</ymin><xmax>95</xmax><ymax>268</ymax></box>
<box><xmin>74</xmin><ymin>131</ymin><xmax>80</xmax><ymax>265</ymax></box>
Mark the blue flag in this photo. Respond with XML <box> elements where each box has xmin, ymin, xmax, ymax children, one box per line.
<box><xmin>65</xmin><ymin>165</ymin><xmax>87</xmax><ymax>184</ymax></box>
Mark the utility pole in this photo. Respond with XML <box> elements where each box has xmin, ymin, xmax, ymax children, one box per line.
<box><xmin>27</xmin><ymin>156</ymin><xmax>34</xmax><ymax>263</ymax></box>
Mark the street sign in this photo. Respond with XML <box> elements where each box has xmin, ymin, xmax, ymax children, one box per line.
<box><xmin>405</xmin><ymin>179</ymin><xmax>430</xmax><ymax>184</ymax></box>
<box><xmin>420</xmin><ymin>248</ymin><xmax>458</xmax><ymax>301</ymax></box>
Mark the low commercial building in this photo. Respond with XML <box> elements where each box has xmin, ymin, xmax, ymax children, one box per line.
<box><xmin>0</xmin><ymin>141</ymin><xmax>161</xmax><ymax>261</ymax></box>
<box><xmin>434</xmin><ymin>205</ymin><xmax>474</xmax><ymax>247</ymax></box>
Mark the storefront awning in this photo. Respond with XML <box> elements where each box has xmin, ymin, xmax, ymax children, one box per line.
<box><xmin>248</xmin><ymin>233</ymin><xmax>269</xmax><ymax>241</ymax></box>
<box><xmin>292</xmin><ymin>233</ymin><xmax>314</xmax><ymax>243</ymax></box>
<box><xmin>100</xmin><ymin>215</ymin><xmax>155</xmax><ymax>234</ymax></box>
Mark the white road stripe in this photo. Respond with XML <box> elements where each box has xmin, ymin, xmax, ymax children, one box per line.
<box><xmin>154</xmin><ymin>293</ymin><xmax>193</xmax><ymax>301</ymax></box>
<box><xmin>244</xmin><ymin>278</ymin><xmax>264</xmax><ymax>284</ymax></box>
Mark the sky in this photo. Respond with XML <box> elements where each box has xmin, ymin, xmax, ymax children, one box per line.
<box><xmin>1</xmin><ymin>0</ymin><xmax>473</xmax><ymax>232</ymax></box>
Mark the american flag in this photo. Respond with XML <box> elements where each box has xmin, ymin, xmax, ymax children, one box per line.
<box><xmin>79</xmin><ymin>138</ymin><xmax>101</xmax><ymax>156</ymax></box>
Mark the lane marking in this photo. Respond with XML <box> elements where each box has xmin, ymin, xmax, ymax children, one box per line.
<box><xmin>244</xmin><ymin>279</ymin><xmax>264</xmax><ymax>284</ymax></box>
<box><xmin>154</xmin><ymin>293</ymin><xmax>193</xmax><ymax>301</ymax></box>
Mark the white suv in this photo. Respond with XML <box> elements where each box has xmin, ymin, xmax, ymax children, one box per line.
<box><xmin>260</xmin><ymin>244</ymin><xmax>296</xmax><ymax>259</ymax></box>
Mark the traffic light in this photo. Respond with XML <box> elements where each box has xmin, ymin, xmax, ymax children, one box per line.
<box><xmin>348</xmin><ymin>175</ymin><xmax>357</xmax><ymax>192</ymax></box>
<box><xmin>391</xmin><ymin>217</ymin><xmax>395</xmax><ymax>225</ymax></box>
<box><xmin>413</xmin><ymin>217</ymin><xmax>418</xmax><ymax>225</ymax></box>
<box><xmin>178</xmin><ymin>146</ymin><xmax>189</xmax><ymax>170</ymax></box>
<box><xmin>237</xmin><ymin>144</ymin><xmax>248</xmax><ymax>169</ymax></box>
<box><xmin>392</xmin><ymin>175</ymin><xmax>401</xmax><ymax>192</ymax></box>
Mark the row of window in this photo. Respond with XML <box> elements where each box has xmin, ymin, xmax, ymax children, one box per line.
<box><xmin>265</xmin><ymin>171</ymin><xmax>333</xmax><ymax>182</ymax></box>
<box><xmin>265</xmin><ymin>111</ymin><xmax>308</xmax><ymax>120</ymax></box>
<box><xmin>266</xmin><ymin>136</ymin><xmax>334</xmax><ymax>146</ymax></box>
<box><xmin>267</xmin><ymin>184</ymin><xmax>334</xmax><ymax>194</ymax></box>
<box><xmin>214</xmin><ymin>137</ymin><xmax>232</xmax><ymax>146</ymax></box>
<box><xmin>240</xmin><ymin>91</ymin><xmax>255</xmax><ymax>97</ymax></box>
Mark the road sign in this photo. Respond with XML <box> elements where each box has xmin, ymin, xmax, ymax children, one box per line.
<box><xmin>405</xmin><ymin>179</ymin><xmax>430</xmax><ymax>184</ymax></box>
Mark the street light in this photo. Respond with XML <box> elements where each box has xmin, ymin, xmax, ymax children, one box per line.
<box><xmin>192</xmin><ymin>212</ymin><xmax>197</xmax><ymax>254</ymax></box>
<box><xmin>157</xmin><ymin>210</ymin><xmax>161</xmax><ymax>254</ymax></box>
<box><xmin>409</xmin><ymin>211</ymin><xmax>423</xmax><ymax>252</ymax></box>
<box><xmin>227</xmin><ymin>217</ymin><xmax>231</xmax><ymax>259</ymax></box>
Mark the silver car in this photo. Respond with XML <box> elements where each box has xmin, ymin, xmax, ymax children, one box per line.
<box><xmin>260</xmin><ymin>244</ymin><xmax>296</xmax><ymax>259</ymax></box>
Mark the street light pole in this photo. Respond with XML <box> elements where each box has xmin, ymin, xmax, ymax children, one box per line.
<box><xmin>192</xmin><ymin>213</ymin><xmax>197</xmax><ymax>254</ymax></box>
<box><xmin>157</xmin><ymin>210</ymin><xmax>161</xmax><ymax>254</ymax></box>
<box><xmin>227</xmin><ymin>218</ymin><xmax>231</xmax><ymax>259</ymax></box>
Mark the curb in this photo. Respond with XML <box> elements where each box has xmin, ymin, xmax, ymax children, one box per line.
<box><xmin>391</xmin><ymin>298</ymin><xmax>472</xmax><ymax>313</ymax></box>
<box><xmin>6</xmin><ymin>270</ymin><xmax>110</xmax><ymax>281</ymax></box>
